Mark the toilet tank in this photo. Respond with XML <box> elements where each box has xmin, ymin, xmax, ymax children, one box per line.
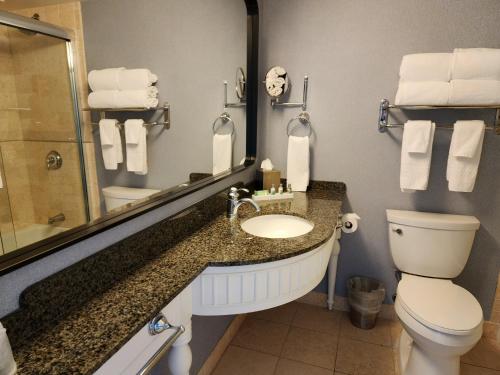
<box><xmin>386</xmin><ymin>210</ymin><xmax>480</xmax><ymax>278</ymax></box>
<box><xmin>102</xmin><ymin>186</ymin><xmax>161</xmax><ymax>212</ymax></box>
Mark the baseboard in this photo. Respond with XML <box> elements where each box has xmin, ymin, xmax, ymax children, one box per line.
<box><xmin>197</xmin><ymin>314</ymin><xmax>247</xmax><ymax>375</ymax></box>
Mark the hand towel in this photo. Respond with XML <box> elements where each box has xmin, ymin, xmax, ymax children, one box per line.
<box><xmin>212</xmin><ymin>134</ymin><xmax>232</xmax><ymax>175</ymax></box>
<box><xmin>0</xmin><ymin>323</ymin><xmax>17</xmax><ymax>375</ymax></box>
<box><xmin>99</xmin><ymin>119</ymin><xmax>122</xmax><ymax>170</ymax></box>
<box><xmin>286</xmin><ymin>135</ymin><xmax>310</xmax><ymax>192</ymax></box>
<box><xmin>88</xmin><ymin>67</ymin><xmax>125</xmax><ymax>91</ymax></box>
<box><xmin>451</xmin><ymin>48</ymin><xmax>500</xmax><ymax>81</ymax></box>
<box><xmin>400</xmin><ymin>121</ymin><xmax>435</xmax><ymax>192</ymax></box>
<box><xmin>118</xmin><ymin>69</ymin><xmax>158</xmax><ymax>90</ymax></box>
<box><xmin>125</xmin><ymin>120</ymin><xmax>148</xmax><ymax>175</ymax></box>
<box><xmin>114</xmin><ymin>89</ymin><xmax>159</xmax><ymax>109</ymax></box>
<box><xmin>447</xmin><ymin>120</ymin><xmax>485</xmax><ymax>192</ymax></box>
<box><xmin>395</xmin><ymin>81</ymin><xmax>450</xmax><ymax>105</ymax></box>
<box><xmin>88</xmin><ymin>90</ymin><xmax>118</xmax><ymax>108</ymax></box>
<box><xmin>449</xmin><ymin>80</ymin><xmax>500</xmax><ymax>105</ymax></box>
<box><xmin>399</xmin><ymin>53</ymin><xmax>452</xmax><ymax>82</ymax></box>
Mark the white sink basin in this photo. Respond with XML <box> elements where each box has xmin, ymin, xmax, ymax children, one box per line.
<box><xmin>241</xmin><ymin>214</ymin><xmax>314</xmax><ymax>239</ymax></box>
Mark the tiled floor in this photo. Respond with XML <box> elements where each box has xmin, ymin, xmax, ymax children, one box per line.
<box><xmin>211</xmin><ymin>302</ymin><xmax>500</xmax><ymax>375</ymax></box>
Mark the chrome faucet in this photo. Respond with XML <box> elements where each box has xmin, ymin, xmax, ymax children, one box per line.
<box><xmin>227</xmin><ymin>187</ymin><xmax>260</xmax><ymax>220</ymax></box>
<box><xmin>48</xmin><ymin>213</ymin><xmax>65</xmax><ymax>225</ymax></box>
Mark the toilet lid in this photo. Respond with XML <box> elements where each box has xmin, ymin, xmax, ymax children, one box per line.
<box><xmin>397</xmin><ymin>274</ymin><xmax>483</xmax><ymax>335</ymax></box>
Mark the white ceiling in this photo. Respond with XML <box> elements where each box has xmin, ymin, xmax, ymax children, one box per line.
<box><xmin>0</xmin><ymin>0</ymin><xmax>84</xmax><ymax>11</ymax></box>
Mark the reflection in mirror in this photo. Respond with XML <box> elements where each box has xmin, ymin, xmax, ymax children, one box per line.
<box><xmin>0</xmin><ymin>0</ymin><xmax>250</xmax><ymax>260</ymax></box>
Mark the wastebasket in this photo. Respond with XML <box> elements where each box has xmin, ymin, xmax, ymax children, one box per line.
<box><xmin>347</xmin><ymin>276</ymin><xmax>385</xmax><ymax>329</ymax></box>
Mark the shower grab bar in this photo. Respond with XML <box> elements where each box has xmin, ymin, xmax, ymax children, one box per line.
<box><xmin>48</xmin><ymin>213</ymin><xmax>65</xmax><ymax>225</ymax></box>
<box><xmin>378</xmin><ymin>99</ymin><xmax>500</xmax><ymax>135</ymax></box>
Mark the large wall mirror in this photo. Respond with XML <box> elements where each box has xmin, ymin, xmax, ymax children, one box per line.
<box><xmin>0</xmin><ymin>0</ymin><xmax>258</xmax><ymax>273</ymax></box>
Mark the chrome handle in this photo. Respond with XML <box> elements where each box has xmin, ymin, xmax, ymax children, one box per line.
<box><xmin>392</xmin><ymin>228</ymin><xmax>403</xmax><ymax>235</ymax></box>
<box><xmin>228</xmin><ymin>187</ymin><xmax>249</xmax><ymax>199</ymax></box>
<box><xmin>148</xmin><ymin>313</ymin><xmax>172</xmax><ymax>335</ymax></box>
<box><xmin>137</xmin><ymin>317</ymin><xmax>185</xmax><ymax>375</ymax></box>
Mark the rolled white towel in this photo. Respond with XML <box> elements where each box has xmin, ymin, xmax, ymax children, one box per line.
<box><xmin>449</xmin><ymin>80</ymin><xmax>500</xmax><ymax>105</ymax></box>
<box><xmin>395</xmin><ymin>81</ymin><xmax>450</xmax><ymax>105</ymax></box>
<box><xmin>114</xmin><ymin>90</ymin><xmax>159</xmax><ymax>109</ymax></box>
<box><xmin>399</xmin><ymin>53</ymin><xmax>452</xmax><ymax>82</ymax></box>
<box><xmin>0</xmin><ymin>323</ymin><xmax>17</xmax><ymax>375</ymax></box>
<box><xmin>88</xmin><ymin>67</ymin><xmax>125</xmax><ymax>91</ymax></box>
<box><xmin>118</xmin><ymin>69</ymin><xmax>158</xmax><ymax>90</ymax></box>
<box><xmin>452</xmin><ymin>48</ymin><xmax>500</xmax><ymax>81</ymax></box>
<box><xmin>88</xmin><ymin>90</ymin><xmax>118</xmax><ymax>108</ymax></box>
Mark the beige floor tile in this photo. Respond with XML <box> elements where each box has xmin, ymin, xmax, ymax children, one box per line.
<box><xmin>335</xmin><ymin>338</ymin><xmax>395</xmax><ymax>375</ymax></box>
<box><xmin>250</xmin><ymin>302</ymin><xmax>299</xmax><ymax>325</ymax></box>
<box><xmin>292</xmin><ymin>303</ymin><xmax>342</xmax><ymax>336</ymax></box>
<box><xmin>281</xmin><ymin>326</ymin><xmax>338</xmax><ymax>370</ymax></box>
<box><xmin>461</xmin><ymin>337</ymin><xmax>500</xmax><ymax>370</ymax></box>
<box><xmin>390</xmin><ymin>320</ymin><xmax>403</xmax><ymax>348</ymax></box>
<box><xmin>231</xmin><ymin>317</ymin><xmax>289</xmax><ymax>356</ymax></box>
<box><xmin>275</xmin><ymin>358</ymin><xmax>334</xmax><ymax>375</ymax></box>
<box><xmin>211</xmin><ymin>345</ymin><xmax>278</xmax><ymax>375</ymax></box>
<box><xmin>461</xmin><ymin>364</ymin><xmax>500</xmax><ymax>374</ymax></box>
<box><xmin>339</xmin><ymin>313</ymin><xmax>392</xmax><ymax>347</ymax></box>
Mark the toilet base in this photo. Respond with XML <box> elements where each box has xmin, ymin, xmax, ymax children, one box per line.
<box><xmin>399</xmin><ymin>329</ymin><xmax>460</xmax><ymax>375</ymax></box>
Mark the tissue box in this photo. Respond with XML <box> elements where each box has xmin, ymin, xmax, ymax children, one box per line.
<box><xmin>256</xmin><ymin>169</ymin><xmax>281</xmax><ymax>190</ymax></box>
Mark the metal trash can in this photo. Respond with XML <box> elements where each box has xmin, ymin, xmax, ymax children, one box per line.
<box><xmin>347</xmin><ymin>276</ymin><xmax>386</xmax><ymax>329</ymax></box>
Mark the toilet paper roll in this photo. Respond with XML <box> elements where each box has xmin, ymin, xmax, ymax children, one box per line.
<box><xmin>341</xmin><ymin>213</ymin><xmax>360</xmax><ymax>234</ymax></box>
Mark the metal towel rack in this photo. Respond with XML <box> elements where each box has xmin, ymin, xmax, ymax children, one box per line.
<box><xmin>83</xmin><ymin>103</ymin><xmax>170</xmax><ymax>130</ymax></box>
<box><xmin>378</xmin><ymin>99</ymin><xmax>500</xmax><ymax>135</ymax></box>
<box><xmin>271</xmin><ymin>75</ymin><xmax>309</xmax><ymax>110</ymax></box>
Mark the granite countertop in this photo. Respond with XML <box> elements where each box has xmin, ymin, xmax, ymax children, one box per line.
<box><xmin>2</xmin><ymin>181</ymin><xmax>345</xmax><ymax>375</ymax></box>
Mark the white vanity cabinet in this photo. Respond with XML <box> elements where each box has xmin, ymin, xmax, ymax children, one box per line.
<box><xmin>94</xmin><ymin>286</ymin><xmax>193</xmax><ymax>375</ymax></box>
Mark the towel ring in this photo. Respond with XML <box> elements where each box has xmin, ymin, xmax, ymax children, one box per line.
<box><xmin>212</xmin><ymin>112</ymin><xmax>235</xmax><ymax>136</ymax></box>
<box><xmin>287</xmin><ymin>111</ymin><xmax>312</xmax><ymax>137</ymax></box>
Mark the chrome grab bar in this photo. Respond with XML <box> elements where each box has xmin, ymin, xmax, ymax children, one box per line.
<box><xmin>137</xmin><ymin>313</ymin><xmax>185</xmax><ymax>375</ymax></box>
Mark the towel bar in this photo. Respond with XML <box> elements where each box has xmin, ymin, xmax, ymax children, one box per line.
<box><xmin>378</xmin><ymin>99</ymin><xmax>500</xmax><ymax>135</ymax></box>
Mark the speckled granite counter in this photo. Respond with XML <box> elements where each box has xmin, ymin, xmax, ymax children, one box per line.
<box><xmin>1</xmin><ymin>181</ymin><xmax>345</xmax><ymax>375</ymax></box>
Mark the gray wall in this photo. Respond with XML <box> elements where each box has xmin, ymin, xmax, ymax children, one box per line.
<box><xmin>82</xmin><ymin>0</ymin><xmax>247</xmax><ymax>199</ymax></box>
<box><xmin>258</xmin><ymin>0</ymin><xmax>500</xmax><ymax>318</ymax></box>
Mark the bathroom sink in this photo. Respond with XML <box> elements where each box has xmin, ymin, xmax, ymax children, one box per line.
<box><xmin>241</xmin><ymin>214</ymin><xmax>314</xmax><ymax>239</ymax></box>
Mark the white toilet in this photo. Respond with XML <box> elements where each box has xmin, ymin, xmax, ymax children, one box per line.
<box><xmin>102</xmin><ymin>186</ymin><xmax>161</xmax><ymax>212</ymax></box>
<box><xmin>386</xmin><ymin>209</ymin><xmax>483</xmax><ymax>375</ymax></box>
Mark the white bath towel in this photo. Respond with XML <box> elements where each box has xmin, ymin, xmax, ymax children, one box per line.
<box><xmin>400</xmin><ymin>121</ymin><xmax>435</xmax><ymax>192</ymax></box>
<box><xmin>212</xmin><ymin>134</ymin><xmax>232</xmax><ymax>175</ymax></box>
<box><xmin>0</xmin><ymin>323</ymin><xmax>16</xmax><ymax>375</ymax></box>
<box><xmin>449</xmin><ymin>80</ymin><xmax>500</xmax><ymax>105</ymax></box>
<box><xmin>88</xmin><ymin>90</ymin><xmax>118</xmax><ymax>108</ymax></box>
<box><xmin>399</xmin><ymin>53</ymin><xmax>452</xmax><ymax>82</ymax></box>
<box><xmin>118</xmin><ymin>69</ymin><xmax>158</xmax><ymax>90</ymax></box>
<box><xmin>125</xmin><ymin>120</ymin><xmax>148</xmax><ymax>175</ymax></box>
<box><xmin>286</xmin><ymin>135</ymin><xmax>310</xmax><ymax>192</ymax></box>
<box><xmin>88</xmin><ymin>67</ymin><xmax>125</xmax><ymax>91</ymax></box>
<box><xmin>447</xmin><ymin>121</ymin><xmax>485</xmax><ymax>192</ymax></box>
<box><xmin>114</xmin><ymin>89</ymin><xmax>159</xmax><ymax>109</ymax></box>
<box><xmin>395</xmin><ymin>81</ymin><xmax>450</xmax><ymax>106</ymax></box>
<box><xmin>451</xmin><ymin>48</ymin><xmax>500</xmax><ymax>81</ymax></box>
<box><xmin>99</xmin><ymin>119</ymin><xmax>122</xmax><ymax>170</ymax></box>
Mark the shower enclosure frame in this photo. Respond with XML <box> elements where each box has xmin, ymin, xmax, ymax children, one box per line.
<box><xmin>0</xmin><ymin>11</ymin><xmax>90</xmax><ymax>247</ymax></box>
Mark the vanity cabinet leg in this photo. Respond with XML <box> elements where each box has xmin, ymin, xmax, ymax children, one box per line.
<box><xmin>327</xmin><ymin>235</ymin><xmax>341</xmax><ymax>310</ymax></box>
<box><xmin>168</xmin><ymin>321</ymin><xmax>192</xmax><ymax>375</ymax></box>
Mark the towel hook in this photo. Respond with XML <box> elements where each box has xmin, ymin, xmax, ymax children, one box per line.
<box><xmin>287</xmin><ymin>111</ymin><xmax>312</xmax><ymax>137</ymax></box>
<box><xmin>212</xmin><ymin>112</ymin><xmax>235</xmax><ymax>136</ymax></box>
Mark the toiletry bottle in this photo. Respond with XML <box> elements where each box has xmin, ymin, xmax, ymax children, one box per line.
<box><xmin>278</xmin><ymin>183</ymin><xmax>283</xmax><ymax>194</ymax></box>
<box><xmin>270</xmin><ymin>184</ymin><xmax>276</xmax><ymax>195</ymax></box>
<box><xmin>287</xmin><ymin>183</ymin><xmax>292</xmax><ymax>193</ymax></box>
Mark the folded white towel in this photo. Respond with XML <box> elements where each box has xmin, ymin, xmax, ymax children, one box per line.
<box><xmin>447</xmin><ymin>121</ymin><xmax>485</xmax><ymax>192</ymax></box>
<box><xmin>88</xmin><ymin>67</ymin><xmax>125</xmax><ymax>91</ymax></box>
<box><xmin>400</xmin><ymin>121</ymin><xmax>435</xmax><ymax>192</ymax></box>
<box><xmin>0</xmin><ymin>323</ymin><xmax>17</xmax><ymax>375</ymax></box>
<box><xmin>399</xmin><ymin>53</ymin><xmax>452</xmax><ymax>82</ymax></box>
<box><xmin>212</xmin><ymin>134</ymin><xmax>232</xmax><ymax>175</ymax></box>
<box><xmin>114</xmin><ymin>89</ymin><xmax>159</xmax><ymax>109</ymax></box>
<box><xmin>286</xmin><ymin>135</ymin><xmax>310</xmax><ymax>192</ymax></box>
<box><xmin>125</xmin><ymin>120</ymin><xmax>148</xmax><ymax>175</ymax></box>
<box><xmin>452</xmin><ymin>48</ymin><xmax>500</xmax><ymax>81</ymax></box>
<box><xmin>118</xmin><ymin>69</ymin><xmax>158</xmax><ymax>90</ymax></box>
<box><xmin>99</xmin><ymin>119</ymin><xmax>122</xmax><ymax>170</ymax></box>
<box><xmin>395</xmin><ymin>81</ymin><xmax>450</xmax><ymax>105</ymax></box>
<box><xmin>88</xmin><ymin>91</ymin><xmax>118</xmax><ymax>108</ymax></box>
<box><xmin>449</xmin><ymin>80</ymin><xmax>500</xmax><ymax>105</ymax></box>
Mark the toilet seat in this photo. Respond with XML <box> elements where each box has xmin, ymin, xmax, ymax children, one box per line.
<box><xmin>397</xmin><ymin>274</ymin><xmax>483</xmax><ymax>335</ymax></box>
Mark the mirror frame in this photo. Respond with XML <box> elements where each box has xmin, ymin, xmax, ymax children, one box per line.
<box><xmin>0</xmin><ymin>0</ymin><xmax>259</xmax><ymax>275</ymax></box>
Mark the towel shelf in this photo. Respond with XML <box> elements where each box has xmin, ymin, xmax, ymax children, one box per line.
<box><xmin>378</xmin><ymin>98</ymin><xmax>500</xmax><ymax>135</ymax></box>
<box><xmin>83</xmin><ymin>103</ymin><xmax>170</xmax><ymax>129</ymax></box>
